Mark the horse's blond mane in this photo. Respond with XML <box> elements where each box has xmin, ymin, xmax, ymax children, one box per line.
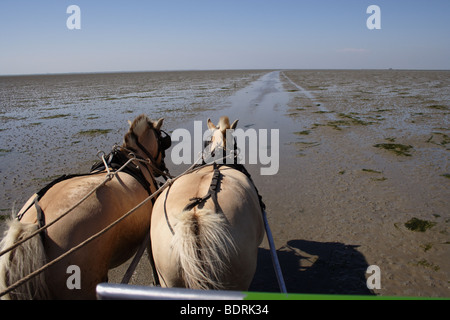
<box><xmin>123</xmin><ymin>114</ymin><xmax>152</xmax><ymax>148</ymax></box>
<box><xmin>130</xmin><ymin>114</ymin><xmax>151</xmax><ymax>136</ymax></box>
<box><xmin>218</xmin><ymin>116</ymin><xmax>231</xmax><ymax>132</ymax></box>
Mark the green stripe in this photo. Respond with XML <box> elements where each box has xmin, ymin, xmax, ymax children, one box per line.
<box><xmin>243</xmin><ymin>292</ymin><xmax>450</xmax><ymax>300</ymax></box>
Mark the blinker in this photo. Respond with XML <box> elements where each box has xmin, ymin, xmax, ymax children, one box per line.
<box><xmin>160</xmin><ymin>130</ymin><xmax>172</xmax><ymax>150</ymax></box>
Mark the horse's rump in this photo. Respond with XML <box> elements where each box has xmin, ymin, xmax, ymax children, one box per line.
<box><xmin>171</xmin><ymin>208</ymin><xmax>236</xmax><ymax>290</ymax></box>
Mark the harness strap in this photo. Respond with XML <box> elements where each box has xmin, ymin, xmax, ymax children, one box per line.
<box><xmin>182</xmin><ymin>162</ymin><xmax>222</xmax><ymax>213</ymax></box>
<box><xmin>34</xmin><ymin>197</ymin><xmax>46</xmax><ymax>242</ymax></box>
<box><xmin>166</xmin><ymin>162</ymin><xmax>266</xmax><ymax>237</ymax></box>
<box><xmin>17</xmin><ymin>174</ymin><xmax>91</xmax><ymax>224</ymax></box>
<box><xmin>227</xmin><ymin>163</ymin><xmax>266</xmax><ymax>212</ymax></box>
<box><xmin>209</xmin><ymin>163</ymin><xmax>222</xmax><ymax>213</ymax></box>
<box><xmin>163</xmin><ymin>185</ymin><xmax>175</xmax><ymax>236</ymax></box>
<box><xmin>18</xmin><ymin>148</ymin><xmax>158</xmax><ymax>237</ymax></box>
<box><xmin>91</xmin><ymin>149</ymin><xmax>155</xmax><ymax>197</ymax></box>
<box><xmin>165</xmin><ymin>163</ymin><xmax>222</xmax><ymax>236</ymax></box>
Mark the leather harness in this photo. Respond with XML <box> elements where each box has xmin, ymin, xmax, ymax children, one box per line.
<box><xmin>17</xmin><ymin>128</ymin><xmax>171</xmax><ymax>242</ymax></box>
<box><xmin>164</xmin><ymin>151</ymin><xmax>266</xmax><ymax>236</ymax></box>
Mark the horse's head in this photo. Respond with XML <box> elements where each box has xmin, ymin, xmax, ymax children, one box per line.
<box><xmin>123</xmin><ymin>114</ymin><xmax>171</xmax><ymax>176</ymax></box>
<box><xmin>206</xmin><ymin>116</ymin><xmax>238</xmax><ymax>159</ymax></box>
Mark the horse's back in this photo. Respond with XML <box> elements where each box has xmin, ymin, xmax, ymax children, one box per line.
<box><xmin>21</xmin><ymin>172</ymin><xmax>151</xmax><ymax>247</ymax></box>
<box><xmin>152</xmin><ymin>165</ymin><xmax>263</xmax><ymax>241</ymax></box>
<box><xmin>151</xmin><ymin>165</ymin><xmax>264</xmax><ymax>290</ymax></box>
<box><xmin>17</xmin><ymin>172</ymin><xmax>153</xmax><ymax>299</ymax></box>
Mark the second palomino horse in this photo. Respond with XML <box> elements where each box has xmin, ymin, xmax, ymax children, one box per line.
<box><xmin>150</xmin><ymin>116</ymin><xmax>265</xmax><ymax>291</ymax></box>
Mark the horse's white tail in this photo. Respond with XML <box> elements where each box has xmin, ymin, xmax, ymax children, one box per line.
<box><xmin>171</xmin><ymin>209</ymin><xmax>236</xmax><ymax>290</ymax></box>
<box><xmin>0</xmin><ymin>219</ymin><xmax>50</xmax><ymax>300</ymax></box>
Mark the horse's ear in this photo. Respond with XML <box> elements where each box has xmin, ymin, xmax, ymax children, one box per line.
<box><xmin>207</xmin><ymin>118</ymin><xmax>217</xmax><ymax>131</ymax></box>
<box><xmin>123</xmin><ymin>131</ymin><xmax>136</xmax><ymax>148</ymax></box>
<box><xmin>154</xmin><ymin>118</ymin><xmax>164</xmax><ymax>131</ymax></box>
<box><xmin>230</xmin><ymin>119</ymin><xmax>239</xmax><ymax>130</ymax></box>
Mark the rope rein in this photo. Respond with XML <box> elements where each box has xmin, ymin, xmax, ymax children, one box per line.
<box><xmin>0</xmin><ymin>149</ymin><xmax>234</xmax><ymax>298</ymax></box>
<box><xmin>0</xmin><ymin>149</ymin><xmax>147</xmax><ymax>258</ymax></box>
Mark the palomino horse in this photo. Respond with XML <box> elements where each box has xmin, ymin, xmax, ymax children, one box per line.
<box><xmin>0</xmin><ymin>114</ymin><xmax>170</xmax><ymax>299</ymax></box>
<box><xmin>150</xmin><ymin>116</ymin><xmax>265</xmax><ymax>291</ymax></box>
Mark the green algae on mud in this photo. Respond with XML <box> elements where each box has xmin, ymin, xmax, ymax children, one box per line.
<box><xmin>404</xmin><ymin>218</ymin><xmax>436</xmax><ymax>232</ymax></box>
<box><xmin>39</xmin><ymin>114</ymin><xmax>71</xmax><ymax>120</ymax></box>
<box><xmin>427</xmin><ymin>105</ymin><xmax>448</xmax><ymax>111</ymax></box>
<box><xmin>373</xmin><ymin>143</ymin><xmax>414</xmax><ymax>156</ymax></box>
<box><xmin>294</xmin><ymin>130</ymin><xmax>311</xmax><ymax>135</ymax></box>
<box><xmin>77</xmin><ymin>129</ymin><xmax>112</xmax><ymax>136</ymax></box>
<box><xmin>412</xmin><ymin>259</ymin><xmax>440</xmax><ymax>272</ymax></box>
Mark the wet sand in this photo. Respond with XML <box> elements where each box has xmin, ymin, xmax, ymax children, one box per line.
<box><xmin>2</xmin><ymin>70</ymin><xmax>449</xmax><ymax>298</ymax></box>
<box><xmin>273</xmin><ymin>70</ymin><xmax>449</xmax><ymax>297</ymax></box>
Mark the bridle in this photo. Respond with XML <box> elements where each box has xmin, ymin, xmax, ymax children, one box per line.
<box><xmin>202</xmin><ymin>131</ymin><xmax>238</xmax><ymax>164</ymax></box>
<box><xmin>129</xmin><ymin>127</ymin><xmax>172</xmax><ymax>178</ymax></box>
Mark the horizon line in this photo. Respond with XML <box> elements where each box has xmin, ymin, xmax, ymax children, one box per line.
<box><xmin>1</xmin><ymin>67</ymin><xmax>450</xmax><ymax>77</ymax></box>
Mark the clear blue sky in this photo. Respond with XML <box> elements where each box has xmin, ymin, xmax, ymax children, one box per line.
<box><xmin>0</xmin><ymin>0</ymin><xmax>449</xmax><ymax>75</ymax></box>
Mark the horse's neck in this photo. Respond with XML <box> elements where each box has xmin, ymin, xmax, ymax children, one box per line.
<box><xmin>133</xmin><ymin>159</ymin><xmax>157</xmax><ymax>188</ymax></box>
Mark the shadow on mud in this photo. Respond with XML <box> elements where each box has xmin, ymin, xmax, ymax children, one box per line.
<box><xmin>250</xmin><ymin>239</ymin><xmax>374</xmax><ymax>295</ymax></box>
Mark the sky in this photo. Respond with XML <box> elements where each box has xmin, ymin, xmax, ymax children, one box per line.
<box><xmin>0</xmin><ymin>0</ymin><xmax>449</xmax><ymax>75</ymax></box>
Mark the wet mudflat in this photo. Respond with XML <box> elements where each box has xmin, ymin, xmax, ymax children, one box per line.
<box><xmin>1</xmin><ymin>70</ymin><xmax>449</xmax><ymax>297</ymax></box>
